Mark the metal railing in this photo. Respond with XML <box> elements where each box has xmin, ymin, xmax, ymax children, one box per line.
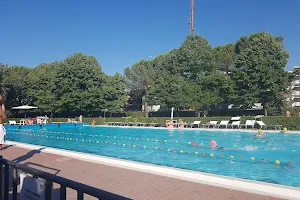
<box><xmin>0</xmin><ymin>156</ymin><xmax>131</xmax><ymax>200</ymax></box>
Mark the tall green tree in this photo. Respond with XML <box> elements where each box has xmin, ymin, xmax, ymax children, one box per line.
<box><xmin>172</xmin><ymin>35</ymin><xmax>216</xmax><ymax>80</ymax></box>
<box><xmin>187</xmin><ymin>72</ymin><xmax>235</xmax><ymax>116</ymax></box>
<box><xmin>2</xmin><ymin>66</ymin><xmax>32</xmax><ymax>108</ymax></box>
<box><xmin>232</xmin><ymin>31</ymin><xmax>289</xmax><ymax>115</ymax></box>
<box><xmin>199</xmin><ymin>72</ymin><xmax>235</xmax><ymax>109</ymax></box>
<box><xmin>55</xmin><ymin>53</ymin><xmax>106</xmax><ymax>113</ymax></box>
<box><xmin>148</xmin><ymin>74</ymin><xmax>191</xmax><ymax>109</ymax></box>
<box><xmin>125</xmin><ymin>60</ymin><xmax>157</xmax><ymax>117</ymax></box>
<box><xmin>28</xmin><ymin>62</ymin><xmax>60</xmax><ymax>116</ymax></box>
<box><xmin>102</xmin><ymin>73</ymin><xmax>128</xmax><ymax>113</ymax></box>
<box><xmin>0</xmin><ymin>63</ymin><xmax>8</xmax><ymax>95</ymax></box>
<box><xmin>214</xmin><ymin>44</ymin><xmax>236</xmax><ymax>74</ymax></box>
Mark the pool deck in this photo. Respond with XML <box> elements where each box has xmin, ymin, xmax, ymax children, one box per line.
<box><xmin>0</xmin><ymin>144</ymin><xmax>288</xmax><ymax>200</ymax></box>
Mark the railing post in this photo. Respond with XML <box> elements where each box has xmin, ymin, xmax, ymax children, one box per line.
<box><xmin>45</xmin><ymin>180</ymin><xmax>53</xmax><ymax>200</ymax></box>
<box><xmin>60</xmin><ymin>185</ymin><xmax>66</xmax><ymax>200</ymax></box>
<box><xmin>12</xmin><ymin>168</ymin><xmax>18</xmax><ymax>200</ymax></box>
<box><xmin>4</xmin><ymin>164</ymin><xmax>9</xmax><ymax>200</ymax></box>
<box><xmin>77</xmin><ymin>190</ymin><xmax>83</xmax><ymax>200</ymax></box>
<box><xmin>0</xmin><ymin>156</ymin><xmax>3</xmax><ymax>200</ymax></box>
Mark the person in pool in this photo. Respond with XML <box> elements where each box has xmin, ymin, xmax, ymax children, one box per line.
<box><xmin>209</xmin><ymin>140</ymin><xmax>225</xmax><ymax>149</ymax></box>
<box><xmin>254</xmin><ymin>129</ymin><xmax>268</xmax><ymax>138</ymax></box>
<box><xmin>282</xmin><ymin>127</ymin><xmax>288</xmax><ymax>134</ymax></box>
<box><xmin>178</xmin><ymin>119</ymin><xmax>184</xmax><ymax>129</ymax></box>
<box><xmin>207</xmin><ymin>140</ymin><xmax>257</xmax><ymax>151</ymax></box>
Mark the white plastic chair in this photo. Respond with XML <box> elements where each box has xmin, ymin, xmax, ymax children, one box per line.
<box><xmin>9</xmin><ymin>121</ymin><xmax>17</xmax><ymax>125</ymax></box>
<box><xmin>191</xmin><ymin>121</ymin><xmax>201</xmax><ymax>128</ymax></box>
<box><xmin>231</xmin><ymin>116</ymin><xmax>241</xmax><ymax>121</ymax></box>
<box><xmin>209</xmin><ymin>121</ymin><xmax>218</xmax><ymax>128</ymax></box>
<box><xmin>231</xmin><ymin>121</ymin><xmax>241</xmax><ymax>129</ymax></box>
<box><xmin>256</xmin><ymin>121</ymin><xmax>266</xmax><ymax>129</ymax></box>
<box><xmin>218</xmin><ymin>120</ymin><xmax>230</xmax><ymax>129</ymax></box>
<box><xmin>244</xmin><ymin>120</ymin><xmax>256</xmax><ymax>129</ymax></box>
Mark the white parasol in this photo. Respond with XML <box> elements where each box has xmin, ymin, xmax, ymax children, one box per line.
<box><xmin>12</xmin><ymin>105</ymin><xmax>38</xmax><ymax>110</ymax></box>
<box><xmin>12</xmin><ymin>105</ymin><xmax>38</xmax><ymax>118</ymax></box>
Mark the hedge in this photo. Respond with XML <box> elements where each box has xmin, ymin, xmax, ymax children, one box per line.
<box><xmin>5</xmin><ymin>116</ymin><xmax>300</xmax><ymax>130</ymax></box>
<box><xmin>83</xmin><ymin>116</ymin><xmax>300</xmax><ymax>130</ymax></box>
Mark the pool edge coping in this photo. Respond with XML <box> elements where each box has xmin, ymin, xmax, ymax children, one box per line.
<box><xmin>5</xmin><ymin>140</ymin><xmax>300</xmax><ymax>200</ymax></box>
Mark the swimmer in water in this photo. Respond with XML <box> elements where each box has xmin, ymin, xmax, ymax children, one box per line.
<box><xmin>281</xmin><ymin>127</ymin><xmax>288</xmax><ymax>134</ymax></box>
<box><xmin>192</xmin><ymin>142</ymin><xmax>201</xmax><ymax>146</ymax></box>
<box><xmin>208</xmin><ymin>140</ymin><xmax>256</xmax><ymax>151</ymax></box>
<box><xmin>209</xmin><ymin>140</ymin><xmax>225</xmax><ymax>149</ymax></box>
<box><xmin>254</xmin><ymin>129</ymin><xmax>267</xmax><ymax>138</ymax></box>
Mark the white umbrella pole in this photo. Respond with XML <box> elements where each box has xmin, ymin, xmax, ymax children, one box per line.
<box><xmin>171</xmin><ymin>107</ymin><xmax>174</xmax><ymax>119</ymax></box>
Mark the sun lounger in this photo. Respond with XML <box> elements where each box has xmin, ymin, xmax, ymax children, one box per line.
<box><xmin>191</xmin><ymin>121</ymin><xmax>201</xmax><ymax>128</ymax></box>
<box><xmin>126</xmin><ymin>122</ymin><xmax>133</xmax><ymax>126</ymax></box>
<box><xmin>256</xmin><ymin>121</ymin><xmax>282</xmax><ymax>130</ymax></box>
<box><xmin>149</xmin><ymin>123</ymin><xmax>156</xmax><ymax>127</ymax></box>
<box><xmin>274</xmin><ymin>125</ymin><xmax>283</xmax><ymax>130</ymax></box>
<box><xmin>136</xmin><ymin>122</ymin><xmax>145</xmax><ymax>127</ymax></box>
<box><xmin>183</xmin><ymin>122</ymin><xmax>190</xmax><ymax>128</ymax></box>
<box><xmin>20</xmin><ymin>119</ymin><xmax>26</xmax><ymax>125</ymax></box>
<box><xmin>149</xmin><ymin>123</ymin><xmax>159</xmax><ymax>127</ymax></box>
<box><xmin>203</xmin><ymin>121</ymin><xmax>218</xmax><ymax>128</ymax></box>
<box><xmin>231</xmin><ymin>121</ymin><xmax>241</xmax><ymax>129</ymax></box>
<box><xmin>231</xmin><ymin>116</ymin><xmax>241</xmax><ymax>121</ymax></box>
<box><xmin>8</xmin><ymin>121</ymin><xmax>18</xmax><ymax>125</ymax></box>
<box><xmin>209</xmin><ymin>121</ymin><xmax>218</xmax><ymax>128</ymax></box>
<box><xmin>256</xmin><ymin>121</ymin><xmax>266</xmax><ymax>129</ymax></box>
<box><xmin>244</xmin><ymin>120</ymin><xmax>256</xmax><ymax>129</ymax></box>
<box><xmin>254</xmin><ymin>115</ymin><xmax>264</xmax><ymax>121</ymax></box>
<box><xmin>218</xmin><ymin>120</ymin><xmax>230</xmax><ymax>129</ymax></box>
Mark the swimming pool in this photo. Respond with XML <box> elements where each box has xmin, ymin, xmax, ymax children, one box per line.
<box><xmin>5</xmin><ymin>124</ymin><xmax>300</xmax><ymax>188</ymax></box>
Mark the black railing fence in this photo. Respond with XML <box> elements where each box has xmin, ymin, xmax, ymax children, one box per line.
<box><xmin>0</xmin><ymin>156</ymin><xmax>131</xmax><ymax>200</ymax></box>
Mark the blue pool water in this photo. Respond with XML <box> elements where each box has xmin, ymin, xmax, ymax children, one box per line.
<box><xmin>5</xmin><ymin>124</ymin><xmax>300</xmax><ymax>188</ymax></box>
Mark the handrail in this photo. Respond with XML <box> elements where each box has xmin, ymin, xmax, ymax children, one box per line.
<box><xmin>1</xmin><ymin>157</ymin><xmax>131</xmax><ymax>200</ymax></box>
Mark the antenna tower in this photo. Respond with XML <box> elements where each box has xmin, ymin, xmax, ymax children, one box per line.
<box><xmin>189</xmin><ymin>0</ymin><xmax>195</xmax><ymax>36</ymax></box>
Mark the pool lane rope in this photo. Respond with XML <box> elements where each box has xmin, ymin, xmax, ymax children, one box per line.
<box><xmin>8</xmin><ymin>132</ymin><xmax>295</xmax><ymax>166</ymax></box>
<box><xmin>9</xmin><ymin>131</ymin><xmax>296</xmax><ymax>152</ymax></box>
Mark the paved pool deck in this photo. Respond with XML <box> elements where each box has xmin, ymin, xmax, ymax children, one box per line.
<box><xmin>0</xmin><ymin>145</ymin><xmax>286</xmax><ymax>200</ymax></box>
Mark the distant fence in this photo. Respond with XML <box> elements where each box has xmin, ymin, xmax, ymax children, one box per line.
<box><xmin>0</xmin><ymin>156</ymin><xmax>130</xmax><ymax>200</ymax></box>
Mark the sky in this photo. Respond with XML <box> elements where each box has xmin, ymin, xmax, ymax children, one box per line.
<box><xmin>1</xmin><ymin>0</ymin><xmax>300</xmax><ymax>75</ymax></box>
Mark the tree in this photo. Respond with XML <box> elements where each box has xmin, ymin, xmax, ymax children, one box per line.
<box><xmin>172</xmin><ymin>35</ymin><xmax>216</xmax><ymax>80</ymax></box>
<box><xmin>55</xmin><ymin>53</ymin><xmax>106</xmax><ymax>113</ymax></box>
<box><xmin>102</xmin><ymin>73</ymin><xmax>128</xmax><ymax>113</ymax></box>
<box><xmin>2</xmin><ymin>66</ymin><xmax>32</xmax><ymax>108</ymax></box>
<box><xmin>186</xmin><ymin>72</ymin><xmax>235</xmax><ymax>117</ymax></box>
<box><xmin>28</xmin><ymin>53</ymin><xmax>126</xmax><ymax>117</ymax></box>
<box><xmin>232</xmin><ymin>31</ymin><xmax>289</xmax><ymax>115</ymax></box>
<box><xmin>214</xmin><ymin>44</ymin><xmax>236</xmax><ymax>74</ymax></box>
<box><xmin>148</xmin><ymin>74</ymin><xmax>191</xmax><ymax>109</ymax></box>
<box><xmin>28</xmin><ymin>62</ymin><xmax>60</xmax><ymax>117</ymax></box>
<box><xmin>199</xmin><ymin>72</ymin><xmax>235</xmax><ymax>109</ymax></box>
<box><xmin>125</xmin><ymin>60</ymin><xmax>157</xmax><ymax>117</ymax></box>
<box><xmin>0</xmin><ymin>63</ymin><xmax>8</xmax><ymax>95</ymax></box>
